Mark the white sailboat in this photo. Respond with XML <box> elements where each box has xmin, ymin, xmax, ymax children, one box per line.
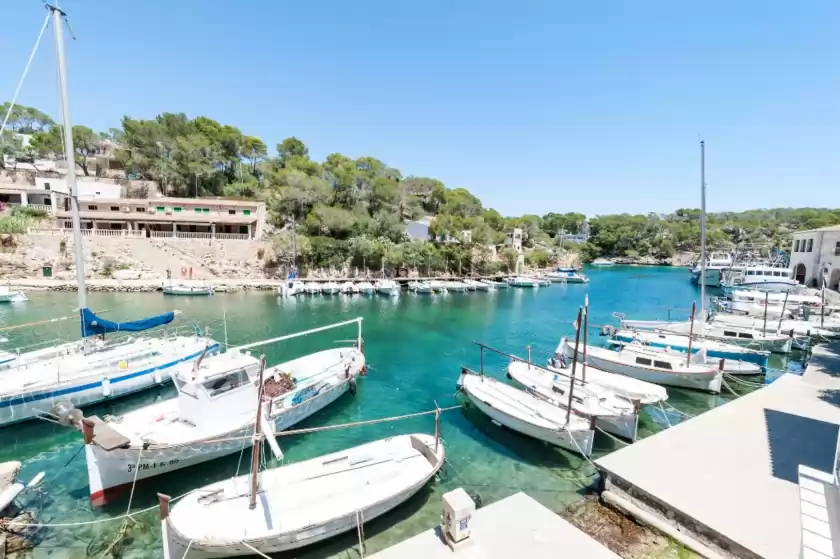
<box><xmin>340</xmin><ymin>281</ymin><xmax>358</xmax><ymax>294</ymax></box>
<box><xmin>321</xmin><ymin>281</ymin><xmax>341</xmax><ymax>295</ymax></box>
<box><xmin>458</xmin><ymin>370</ymin><xmax>595</xmax><ymax>456</ymax></box>
<box><xmin>561</xmin><ymin>338</ymin><xmax>722</xmax><ymax>393</ymax></box>
<box><xmin>72</xmin><ymin>318</ymin><xmax>365</xmax><ymax>505</ymax></box>
<box><xmin>162</xmin><ymin>433</ymin><xmax>444</xmax><ymax>558</ymax></box>
<box><xmin>277</xmin><ymin>279</ymin><xmax>305</xmax><ymax>297</ymax></box>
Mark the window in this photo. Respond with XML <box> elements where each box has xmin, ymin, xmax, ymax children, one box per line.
<box><xmin>173</xmin><ymin>207</ymin><xmax>182</xmax><ymax>213</ymax></box>
<box><xmin>202</xmin><ymin>208</ymin><xmax>210</xmax><ymax>214</ymax></box>
<box><xmin>44</xmin><ymin>182</ymin><xmax>51</xmax><ymax>191</ymax></box>
<box><xmin>723</xmin><ymin>330</ymin><xmax>737</xmax><ymax>337</ymax></box>
<box><xmin>773</xmin><ymin>271</ymin><xmax>782</xmax><ymax>277</ymax></box>
<box><xmin>88</xmin><ymin>205</ymin><xmax>98</xmax><ymax>211</ymax></box>
<box><xmin>635</xmin><ymin>357</ymin><xmax>652</xmax><ymax>366</ymax></box>
<box><xmin>110</xmin><ymin>206</ymin><xmax>120</xmax><ymax>212</ymax></box>
<box><xmin>794</xmin><ymin>240</ymin><xmax>800</xmax><ymax>252</ymax></box>
<box><xmin>110</xmin><ymin>223</ymin><xmax>122</xmax><ymax>230</ymax></box>
<box><xmin>156</xmin><ymin>206</ymin><xmax>165</xmax><ymax>213</ymax></box>
<box><xmin>746</xmin><ymin>270</ymin><xmax>755</xmax><ymax>276</ymax></box>
<box><xmin>243</xmin><ymin>209</ymin><xmax>251</xmax><ymax>216</ymax></box>
<box><xmin>835</xmin><ymin>242</ymin><xmax>840</xmax><ymax>256</ymax></box>
<box><xmin>228</xmin><ymin>209</ymin><xmax>236</xmax><ymax>215</ymax></box>
<box><xmin>136</xmin><ymin>207</ymin><xmax>145</xmax><ymax>212</ymax></box>
<box><xmin>653</xmin><ymin>360</ymin><xmax>672</xmax><ymax>370</ymax></box>
<box><xmin>202</xmin><ymin>368</ymin><xmax>251</xmax><ymax>398</ymax></box>
<box><xmin>807</xmin><ymin>239</ymin><xmax>814</xmax><ymax>252</ymax></box>
<box><xmin>738</xmin><ymin>332</ymin><xmax>754</xmax><ymax>339</ymax></box>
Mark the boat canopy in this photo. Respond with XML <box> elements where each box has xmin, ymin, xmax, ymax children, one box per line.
<box><xmin>80</xmin><ymin>308</ymin><xmax>175</xmax><ymax>338</ymax></box>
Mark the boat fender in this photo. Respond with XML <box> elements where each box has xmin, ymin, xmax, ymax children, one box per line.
<box><xmin>360</xmin><ymin>364</ymin><xmax>368</xmax><ymax>377</ymax></box>
<box><xmin>349</xmin><ymin>377</ymin><xmax>357</xmax><ymax>395</ymax></box>
<box><xmin>101</xmin><ymin>377</ymin><xmax>111</xmax><ymax>397</ymax></box>
<box><xmin>154</xmin><ymin>368</ymin><xmax>163</xmax><ymax>384</ymax></box>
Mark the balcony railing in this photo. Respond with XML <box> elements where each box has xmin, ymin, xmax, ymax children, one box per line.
<box><xmin>28</xmin><ymin>228</ymin><xmax>146</xmax><ymax>239</ymax></box>
<box><xmin>28</xmin><ymin>204</ymin><xmax>53</xmax><ymax>213</ymax></box>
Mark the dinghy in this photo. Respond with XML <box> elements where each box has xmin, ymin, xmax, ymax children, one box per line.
<box><xmin>305</xmin><ymin>282</ymin><xmax>322</xmax><ymax>295</ymax></box>
<box><xmin>561</xmin><ymin>338</ymin><xmax>722</xmax><ymax>393</ymax></box>
<box><xmin>163</xmin><ymin>433</ymin><xmax>444</xmax><ymax>557</ymax></box>
<box><xmin>458</xmin><ymin>370</ymin><xmax>595</xmax><ymax>456</ymax></box>
<box><xmin>71</xmin><ymin>319</ymin><xmax>365</xmax><ymax>505</ymax></box>
<box><xmin>162</xmin><ymin>281</ymin><xmax>214</xmax><ymax>296</ymax></box>
<box><xmin>0</xmin><ymin>309</ymin><xmax>218</xmax><ymax>427</ymax></box>
<box><xmin>507</xmin><ymin>361</ymin><xmax>640</xmax><ymax>440</ymax></box>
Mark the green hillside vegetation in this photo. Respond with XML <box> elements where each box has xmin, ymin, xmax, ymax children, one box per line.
<box><xmin>3</xmin><ymin>102</ymin><xmax>839</xmax><ymax>272</ymax></box>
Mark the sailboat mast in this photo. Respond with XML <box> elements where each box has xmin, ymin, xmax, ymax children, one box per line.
<box><xmin>50</xmin><ymin>4</ymin><xmax>87</xmax><ymax>310</ymax></box>
<box><xmin>699</xmin><ymin>140</ymin><xmax>706</xmax><ymax>322</ymax></box>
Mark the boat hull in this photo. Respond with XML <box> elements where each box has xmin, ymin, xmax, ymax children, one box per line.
<box><xmin>0</xmin><ymin>291</ymin><xmax>28</xmax><ymax>303</ymax></box>
<box><xmin>610</xmin><ymin>332</ymin><xmax>769</xmax><ymax>367</ymax></box>
<box><xmin>0</xmin><ymin>339</ymin><xmax>219</xmax><ymax>427</ymax></box>
<box><xmin>165</xmin><ymin>434</ymin><xmax>444</xmax><ymax>557</ymax></box>
<box><xmin>163</xmin><ymin>287</ymin><xmax>214</xmax><ymax>296</ymax></box>
<box><xmin>85</xmin><ymin>364</ymin><xmax>361</xmax><ymax>505</ymax></box>
<box><xmin>460</xmin><ymin>375</ymin><xmax>594</xmax><ymax>456</ymax></box>
<box><xmin>581</xmin><ymin>352</ymin><xmax>722</xmax><ymax>393</ymax></box>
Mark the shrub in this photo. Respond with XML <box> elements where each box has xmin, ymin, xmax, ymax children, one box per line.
<box><xmin>11</xmin><ymin>206</ymin><xmax>48</xmax><ymax>219</ymax></box>
<box><xmin>0</xmin><ymin>215</ymin><xmax>30</xmax><ymax>235</ymax></box>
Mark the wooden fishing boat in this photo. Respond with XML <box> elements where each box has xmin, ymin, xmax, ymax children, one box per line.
<box><xmin>162</xmin><ymin>433</ymin><xmax>444</xmax><ymax>557</ymax></box>
<box><xmin>457</xmin><ymin>370</ymin><xmax>595</xmax><ymax>456</ymax></box>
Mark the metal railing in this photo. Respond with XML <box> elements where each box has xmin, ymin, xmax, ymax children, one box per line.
<box><xmin>27</xmin><ymin>227</ymin><xmax>252</xmax><ymax>242</ymax></box>
<box><xmin>28</xmin><ymin>204</ymin><xmax>53</xmax><ymax>213</ymax></box>
<box><xmin>174</xmin><ymin>231</ymin><xmax>213</xmax><ymax>240</ymax></box>
<box><xmin>215</xmin><ymin>233</ymin><xmax>250</xmax><ymax>241</ymax></box>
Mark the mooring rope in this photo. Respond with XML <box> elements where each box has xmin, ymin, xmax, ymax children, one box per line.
<box><xmin>595</xmin><ymin>425</ymin><xmax>630</xmax><ymax>446</ymax></box>
<box><xmin>239</xmin><ymin>541</ymin><xmax>272</xmax><ymax>558</ymax></box>
<box><xmin>663</xmin><ymin>401</ymin><xmax>693</xmax><ymax>418</ymax></box>
<box><xmin>723</xmin><ymin>373</ymin><xmax>764</xmax><ymax>388</ymax></box>
<box><xmin>657</xmin><ymin>401</ymin><xmax>673</xmax><ymax>428</ymax></box>
<box><xmin>355</xmin><ymin>508</ymin><xmax>366</xmax><ymax>557</ymax></box>
<box><xmin>721</xmin><ymin>378</ymin><xmax>739</xmax><ymax>397</ymax></box>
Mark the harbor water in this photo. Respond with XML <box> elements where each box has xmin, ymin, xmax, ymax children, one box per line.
<box><xmin>0</xmin><ymin>266</ymin><xmax>802</xmax><ymax>558</ymax></box>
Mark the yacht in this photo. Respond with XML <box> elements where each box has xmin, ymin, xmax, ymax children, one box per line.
<box><xmin>690</xmin><ymin>252</ymin><xmax>733</xmax><ymax>287</ymax></box>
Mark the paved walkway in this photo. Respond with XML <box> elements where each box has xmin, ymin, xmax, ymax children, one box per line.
<box><xmin>368</xmin><ymin>492</ymin><xmax>620</xmax><ymax>559</ymax></box>
<box><xmin>597</xmin><ymin>342</ymin><xmax>840</xmax><ymax>559</ymax></box>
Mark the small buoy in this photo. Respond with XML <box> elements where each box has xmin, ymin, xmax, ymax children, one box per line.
<box><xmin>153</xmin><ymin>369</ymin><xmax>163</xmax><ymax>384</ymax></box>
<box><xmin>349</xmin><ymin>378</ymin><xmax>357</xmax><ymax>395</ymax></box>
<box><xmin>101</xmin><ymin>377</ymin><xmax>111</xmax><ymax>397</ymax></box>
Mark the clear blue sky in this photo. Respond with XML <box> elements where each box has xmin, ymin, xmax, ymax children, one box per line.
<box><xmin>2</xmin><ymin>0</ymin><xmax>838</xmax><ymax>217</ymax></box>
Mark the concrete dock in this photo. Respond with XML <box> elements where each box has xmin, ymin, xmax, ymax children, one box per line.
<box><xmin>367</xmin><ymin>492</ymin><xmax>620</xmax><ymax>559</ymax></box>
<box><xmin>596</xmin><ymin>342</ymin><xmax>840</xmax><ymax>559</ymax></box>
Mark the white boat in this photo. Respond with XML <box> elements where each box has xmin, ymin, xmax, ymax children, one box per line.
<box><xmin>721</xmin><ymin>265</ymin><xmax>799</xmax><ymax>292</ymax></box>
<box><xmin>458</xmin><ymin>371</ymin><xmax>594</xmax><ymax>456</ymax></box>
<box><xmin>508</xmin><ymin>277</ymin><xmax>540</xmax><ymax>288</ymax></box>
<box><xmin>162</xmin><ymin>281</ymin><xmax>214</xmax><ymax>296</ymax></box>
<box><xmin>546</xmin><ymin>345</ymin><xmax>667</xmax><ymax>405</ymax></box>
<box><xmin>547</xmin><ymin>271</ymin><xmax>589</xmax><ymax>284</ymax></box>
<box><xmin>356</xmin><ymin>281</ymin><xmax>375</xmax><ymax>295</ymax></box>
<box><xmin>537</xmin><ymin>277</ymin><xmax>551</xmax><ymax>286</ymax></box>
<box><xmin>464</xmin><ymin>279</ymin><xmax>490</xmax><ymax>291</ymax></box>
<box><xmin>609</xmin><ymin>328</ymin><xmax>770</xmax><ymax>367</ymax></box>
<box><xmin>690</xmin><ymin>252</ymin><xmax>733</xmax><ymax>287</ymax></box>
<box><xmin>321</xmin><ymin>282</ymin><xmax>341</xmax><ymax>295</ymax></box>
<box><xmin>427</xmin><ymin>280</ymin><xmax>447</xmax><ymax>292</ymax></box>
<box><xmin>375</xmin><ymin>279</ymin><xmax>399</xmax><ymax>295</ymax></box>
<box><xmin>408</xmin><ymin>281</ymin><xmax>433</xmax><ymax>294</ymax></box>
<box><xmin>0</xmin><ymin>309</ymin><xmax>219</xmax><ymax>427</ymax></box>
<box><xmin>445</xmin><ymin>281</ymin><xmax>467</xmax><ymax>292</ymax></box>
<box><xmin>77</xmin><ymin>323</ymin><xmax>365</xmax><ymax>505</ymax></box>
<box><xmin>561</xmin><ymin>338</ymin><xmax>722</xmax><ymax>393</ymax></box>
<box><xmin>305</xmin><ymin>282</ymin><xmax>322</xmax><ymax>295</ymax></box>
<box><xmin>0</xmin><ymin>286</ymin><xmax>27</xmax><ymax>303</ymax></box>
<box><xmin>480</xmin><ymin>279</ymin><xmax>507</xmax><ymax>289</ymax></box>
<box><xmin>590</xmin><ymin>259</ymin><xmax>615</xmax><ymax>267</ymax></box>
<box><xmin>340</xmin><ymin>281</ymin><xmax>358</xmax><ymax>294</ymax></box>
<box><xmin>712</xmin><ymin>312</ymin><xmax>839</xmax><ymax>338</ymax></box>
<box><xmin>607</xmin><ymin>335</ymin><xmax>763</xmax><ymax>375</ymax></box>
<box><xmin>277</xmin><ymin>280</ymin><xmax>305</xmax><ymax>297</ymax></box>
<box><xmin>507</xmin><ymin>361</ymin><xmax>640</xmax><ymax>440</ymax></box>
<box><xmin>163</xmin><ymin>433</ymin><xmax>444</xmax><ymax>558</ymax></box>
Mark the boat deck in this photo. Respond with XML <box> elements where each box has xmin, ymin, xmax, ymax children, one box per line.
<box><xmin>596</xmin><ymin>342</ymin><xmax>840</xmax><ymax>559</ymax></box>
<box><xmin>368</xmin><ymin>492</ymin><xmax>620</xmax><ymax>559</ymax></box>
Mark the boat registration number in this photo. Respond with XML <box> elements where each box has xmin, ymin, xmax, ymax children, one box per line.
<box><xmin>128</xmin><ymin>459</ymin><xmax>179</xmax><ymax>473</ymax></box>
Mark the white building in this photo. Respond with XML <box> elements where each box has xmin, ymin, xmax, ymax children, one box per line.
<box><xmin>505</xmin><ymin>228</ymin><xmax>523</xmax><ymax>253</ymax></box>
<box><xmin>790</xmin><ymin>225</ymin><xmax>840</xmax><ymax>289</ymax></box>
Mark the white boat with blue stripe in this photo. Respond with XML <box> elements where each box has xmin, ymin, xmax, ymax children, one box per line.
<box><xmin>0</xmin><ymin>309</ymin><xmax>218</xmax><ymax>427</ymax></box>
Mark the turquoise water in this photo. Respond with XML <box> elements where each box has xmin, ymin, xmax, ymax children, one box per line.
<box><xmin>0</xmin><ymin>267</ymin><xmax>804</xmax><ymax>558</ymax></box>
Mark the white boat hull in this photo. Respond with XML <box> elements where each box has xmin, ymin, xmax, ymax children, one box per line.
<box><xmin>0</xmin><ymin>291</ymin><xmax>28</xmax><ymax>303</ymax></box>
<box><xmin>165</xmin><ymin>434</ymin><xmax>444</xmax><ymax>557</ymax></box>
<box><xmin>569</xmin><ymin>347</ymin><xmax>722</xmax><ymax>393</ymax></box>
<box><xmin>85</xmin><ymin>373</ymin><xmax>357</xmax><ymax>505</ymax></box>
<box><xmin>459</xmin><ymin>374</ymin><xmax>594</xmax><ymax>456</ymax></box>
<box><xmin>0</xmin><ymin>338</ymin><xmax>218</xmax><ymax>427</ymax></box>
<box><xmin>163</xmin><ymin>286</ymin><xmax>214</xmax><ymax>296</ymax></box>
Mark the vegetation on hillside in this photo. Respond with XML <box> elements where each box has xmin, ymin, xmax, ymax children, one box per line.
<box><xmin>3</xmin><ymin>102</ymin><xmax>839</xmax><ymax>271</ymax></box>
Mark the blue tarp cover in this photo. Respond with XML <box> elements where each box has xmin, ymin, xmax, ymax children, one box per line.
<box><xmin>80</xmin><ymin>308</ymin><xmax>175</xmax><ymax>338</ymax></box>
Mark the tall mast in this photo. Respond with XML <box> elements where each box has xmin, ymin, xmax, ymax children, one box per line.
<box><xmin>699</xmin><ymin>140</ymin><xmax>706</xmax><ymax>324</ymax></box>
<box><xmin>49</xmin><ymin>4</ymin><xmax>87</xmax><ymax>310</ymax></box>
